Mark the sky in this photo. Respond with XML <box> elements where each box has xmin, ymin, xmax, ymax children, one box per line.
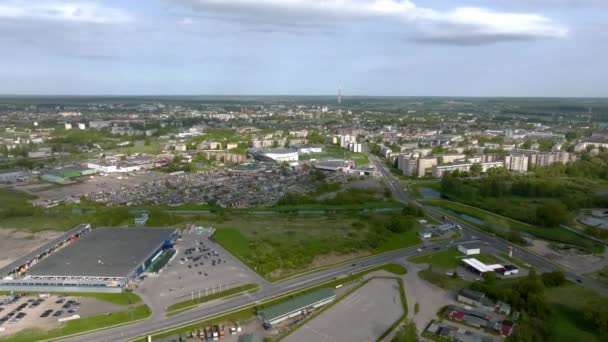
<box><xmin>0</xmin><ymin>0</ymin><xmax>606</xmax><ymax>97</ymax></box>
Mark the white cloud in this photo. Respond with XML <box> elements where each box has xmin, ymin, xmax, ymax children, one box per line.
<box><xmin>174</xmin><ymin>0</ymin><xmax>568</xmax><ymax>44</ymax></box>
<box><xmin>0</xmin><ymin>0</ymin><xmax>133</xmax><ymax>24</ymax></box>
<box><xmin>180</xmin><ymin>17</ymin><xmax>194</xmax><ymax>25</ymax></box>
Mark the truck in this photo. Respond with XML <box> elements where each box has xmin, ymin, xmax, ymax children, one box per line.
<box><xmin>219</xmin><ymin>325</ymin><xmax>225</xmax><ymax>339</ymax></box>
<box><xmin>205</xmin><ymin>326</ymin><xmax>213</xmax><ymax>341</ymax></box>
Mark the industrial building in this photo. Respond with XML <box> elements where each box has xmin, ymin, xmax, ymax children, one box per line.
<box><xmin>248</xmin><ymin>148</ymin><xmax>299</xmax><ymax>162</ymax></box>
<box><xmin>258</xmin><ymin>288</ymin><xmax>335</xmax><ymax>328</ymax></box>
<box><xmin>458</xmin><ymin>245</ymin><xmax>481</xmax><ymax>256</ymax></box>
<box><xmin>313</xmin><ymin>159</ymin><xmax>352</xmax><ymax>172</ymax></box>
<box><xmin>41</xmin><ymin>166</ymin><xmax>96</xmax><ymax>184</ymax></box>
<box><xmin>0</xmin><ymin>226</ymin><xmax>176</xmax><ymax>293</ymax></box>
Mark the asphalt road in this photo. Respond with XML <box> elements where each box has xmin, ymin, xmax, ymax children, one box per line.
<box><xmin>60</xmin><ymin>155</ymin><xmax>607</xmax><ymax>342</ymax></box>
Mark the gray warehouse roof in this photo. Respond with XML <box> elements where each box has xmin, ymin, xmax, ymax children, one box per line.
<box><xmin>258</xmin><ymin>288</ymin><xmax>335</xmax><ymax>323</ymax></box>
<box><xmin>26</xmin><ymin>227</ymin><xmax>175</xmax><ymax>278</ymax></box>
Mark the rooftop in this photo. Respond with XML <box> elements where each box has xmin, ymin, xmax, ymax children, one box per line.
<box><xmin>258</xmin><ymin>288</ymin><xmax>335</xmax><ymax>322</ymax></box>
<box><xmin>26</xmin><ymin>227</ymin><xmax>175</xmax><ymax>278</ymax></box>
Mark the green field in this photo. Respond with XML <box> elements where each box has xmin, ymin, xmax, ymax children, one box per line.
<box><xmin>417</xmin><ymin>268</ymin><xmax>470</xmax><ymax>290</ymax></box>
<box><xmin>167</xmin><ymin>283</ymin><xmax>259</xmax><ymax>314</ymax></box>
<box><xmin>545</xmin><ymin>284</ymin><xmax>605</xmax><ymax>342</ymax></box>
<box><xmin>424</xmin><ymin>199</ymin><xmax>604</xmax><ymax>253</ymax></box>
<box><xmin>0</xmin><ymin>305</ymin><xmax>150</xmax><ymax>342</ymax></box>
<box><xmin>211</xmin><ymin>213</ymin><xmax>421</xmax><ymax>280</ymax></box>
<box><xmin>409</xmin><ymin>248</ymin><xmax>464</xmax><ymax>269</ymax></box>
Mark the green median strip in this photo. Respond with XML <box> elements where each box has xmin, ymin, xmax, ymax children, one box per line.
<box><xmin>166</xmin><ymin>283</ymin><xmax>260</xmax><ymax>315</ymax></box>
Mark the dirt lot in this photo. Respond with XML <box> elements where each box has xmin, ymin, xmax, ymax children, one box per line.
<box><xmin>529</xmin><ymin>239</ymin><xmax>608</xmax><ymax>274</ymax></box>
<box><xmin>0</xmin><ymin>229</ymin><xmax>63</xmax><ymax>268</ymax></box>
<box><xmin>0</xmin><ymin>294</ymin><xmax>123</xmax><ymax>337</ymax></box>
<box><xmin>284</xmin><ymin>278</ymin><xmax>404</xmax><ymax>342</ymax></box>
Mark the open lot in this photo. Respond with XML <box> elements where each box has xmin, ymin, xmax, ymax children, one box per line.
<box><xmin>210</xmin><ymin>213</ymin><xmax>421</xmax><ymax>280</ymax></box>
<box><xmin>136</xmin><ymin>227</ymin><xmax>264</xmax><ymax>313</ymax></box>
<box><xmin>0</xmin><ymin>229</ymin><xmax>62</xmax><ymax>268</ymax></box>
<box><xmin>283</xmin><ymin>278</ymin><xmax>404</xmax><ymax>342</ymax></box>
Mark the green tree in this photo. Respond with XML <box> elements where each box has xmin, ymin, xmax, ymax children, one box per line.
<box><xmin>535</xmin><ymin>200</ymin><xmax>570</xmax><ymax>227</ymax></box>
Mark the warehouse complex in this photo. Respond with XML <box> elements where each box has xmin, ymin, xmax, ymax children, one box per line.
<box><xmin>258</xmin><ymin>288</ymin><xmax>335</xmax><ymax>328</ymax></box>
<box><xmin>41</xmin><ymin>165</ymin><xmax>96</xmax><ymax>184</ymax></box>
<box><xmin>0</xmin><ymin>226</ymin><xmax>176</xmax><ymax>293</ymax></box>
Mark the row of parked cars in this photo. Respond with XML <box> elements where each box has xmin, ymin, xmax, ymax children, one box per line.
<box><xmin>0</xmin><ymin>297</ymin><xmax>45</xmax><ymax>325</ymax></box>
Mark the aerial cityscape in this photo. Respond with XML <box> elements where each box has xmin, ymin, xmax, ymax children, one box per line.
<box><xmin>0</xmin><ymin>1</ymin><xmax>607</xmax><ymax>342</ymax></box>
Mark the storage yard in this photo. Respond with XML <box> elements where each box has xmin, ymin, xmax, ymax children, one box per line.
<box><xmin>283</xmin><ymin>278</ymin><xmax>404</xmax><ymax>342</ymax></box>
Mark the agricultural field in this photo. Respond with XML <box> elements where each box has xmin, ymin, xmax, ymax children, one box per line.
<box><xmin>210</xmin><ymin>213</ymin><xmax>421</xmax><ymax>280</ymax></box>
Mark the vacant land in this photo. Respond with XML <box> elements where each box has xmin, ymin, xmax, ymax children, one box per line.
<box><xmin>211</xmin><ymin>213</ymin><xmax>421</xmax><ymax>279</ymax></box>
<box><xmin>0</xmin><ymin>228</ymin><xmax>63</xmax><ymax>268</ymax></box>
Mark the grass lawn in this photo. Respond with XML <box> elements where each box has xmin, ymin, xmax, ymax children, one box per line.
<box><xmin>409</xmin><ymin>248</ymin><xmax>463</xmax><ymax>269</ymax></box>
<box><xmin>167</xmin><ymin>283</ymin><xmax>259</xmax><ymax>314</ymax></box>
<box><xmin>0</xmin><ymin>304</ymin><xmax>151</xmax><ymax>342</ymax></box>
<box><xmin>424</xmin><ymin>199</ymin><xmax>604</xmax><ymax>253</ymax></box>
<box><xmin>545</xmin><ymin>284</ymin><xmax>604</xmax><ymax>342</ymax></box>
<box><xmin>59</xmin><ymin>292</ymin><xmax>142</xmax><ymax>306</ymax></box>
<box><xmin>417</xmin><ymin>269</ymin><xmax>469</xmax><ymax>290</ymax></box>
<box><xmin>211</xmin><ymin>213</ymin><xmax>421</xmax><ymax>280</ymax></box>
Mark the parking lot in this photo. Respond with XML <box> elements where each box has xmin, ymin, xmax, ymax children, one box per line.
<box><xmin>0</xmin><ymin>294</ymin><xmax>122</xmax><ymax>336</ymax></box>
<box><xmin>283</xmin><ymin>278</ymin><xmax>404</xmax><ymax>342</ymax></box>
<box><xmin>136</xmin><ymin>226</ymin><xmax>264</xmax><ymax>312</ymax></box>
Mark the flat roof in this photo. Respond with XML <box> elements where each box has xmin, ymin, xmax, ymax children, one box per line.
<box><xmin>27</xmin><ymin>227</ymin><xmax>175</xmax><ymax>278</ymax></box>
<box><xmin>462</xmin><ymin>258</ymin><xmax>504</xmax><ymax>273</ymax></box>
<box><xmin>259</xmin><ymin>288</ymin><xmax>335</xmax><ymax>322</ymax></box>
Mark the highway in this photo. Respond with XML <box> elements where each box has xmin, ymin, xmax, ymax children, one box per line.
<box><xmin>61</xmin><ymin>155</ymin><xmax>607</xmax><ymax>342</ymax></box>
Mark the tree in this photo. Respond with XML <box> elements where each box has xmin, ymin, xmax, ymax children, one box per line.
<box><xmin>541</xmin><ymin>271</ymin><xmax>566</xmax><ymax>287</ymax></box>
<box><xmin>470</xmin><ymin>163</ymin><xmax>482</xmax><ymax>176</ymax></box>
<box><xmin>535</xmin><ymin>200</ymin><xmax>570</xmax><ymax>227</ymax></box>
<box><xmin>584</xmin><ymin>298</ymin><xmax>608</xmax><ymax>333</ymax></box>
